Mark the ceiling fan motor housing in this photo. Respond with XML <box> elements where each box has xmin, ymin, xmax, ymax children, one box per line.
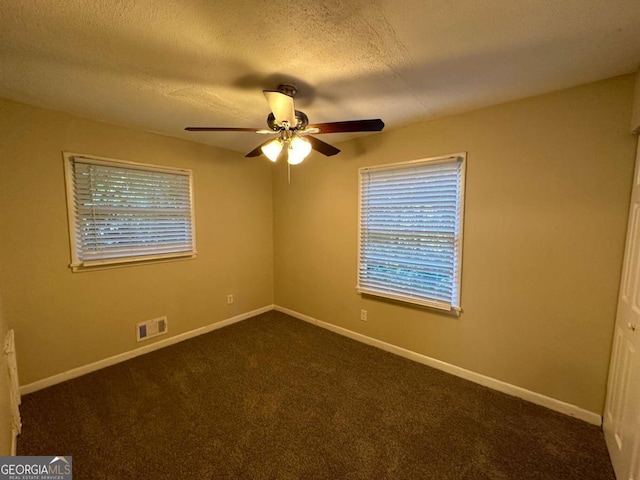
<box><xmin>277</xmin><ymin>84</ymin><xmax>297</xmax><ymax>98</ymax></box>
<box><xmin>267</xmin><ymin>110</ymin><xmax>309</xmax><ymax>131</ymax></box>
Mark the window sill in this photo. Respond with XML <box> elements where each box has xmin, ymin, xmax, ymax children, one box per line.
<box><xmin>356</xmin><ymin>287</ymin><xmax>461</xmax><ymax>316</ymax></box>
<box><xmin>70</xmin><ymin>252</ymin><xmax>197</xmax><ymax>273</ymax></box>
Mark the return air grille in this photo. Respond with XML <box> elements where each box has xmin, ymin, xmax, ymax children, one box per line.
<box><xmin>136</xmin><ymin>316</ymin><xmax>168</xmax><ymax>342</ymax></box>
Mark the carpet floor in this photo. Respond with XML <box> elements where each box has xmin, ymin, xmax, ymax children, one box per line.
<box><xmin>18</xmin><ymin>311</ymin><xmax>615</xmax><ymax>479</ymax></box>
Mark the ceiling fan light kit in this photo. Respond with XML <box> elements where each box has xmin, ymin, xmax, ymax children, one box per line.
<box><xmin>261</xmin><ymin>138</ymin><xmax>283</xmax><ymax>162</ymax></box>
<box><xmin>261</xmin><ymin>130</ymin><xmax>313</xmax><ymax>165</ymax></box>
<box><xmin>185</xmin><ymin>83</ymin><xmax>385</xmax><ymax>165</ymax></box>
<box><xmin>287</xmin><ymin>137</ymin><xmax>312</xmax><ymax>165</ymax></box>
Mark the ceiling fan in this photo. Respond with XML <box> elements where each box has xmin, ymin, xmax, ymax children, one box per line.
<box><xmin>185</xmin><ymin>84</ymin><xmax>384</xmax><ymax>165</ymax></box>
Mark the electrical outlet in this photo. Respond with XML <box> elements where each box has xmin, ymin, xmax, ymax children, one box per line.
<box><xmin>227</xmin><ymin>294</ymin><xmax>234</xmax><ymax>305</ymax></box>
<box><xmin>360</xmin><ymin>309</ymin><xmax>367</xmax><ymax>321</ymax></box>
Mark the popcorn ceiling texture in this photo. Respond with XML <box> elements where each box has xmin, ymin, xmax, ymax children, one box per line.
<box><xmin>0</xmin><ymin>0</ymin><xmax>639</xmax><ymax>153</ymax></box>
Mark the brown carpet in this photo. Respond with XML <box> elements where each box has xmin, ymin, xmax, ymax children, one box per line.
<box><xmin>18</xmin><ymin>311</ymin><xmax>614</xmax><ymax>479</ymax></box>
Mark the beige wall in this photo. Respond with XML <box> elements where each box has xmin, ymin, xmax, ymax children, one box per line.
<box><xmin>633</xmin><ymin>69</ymin><xmax>640</xmax><ymax>133</ymax></box>
<box><xmin>0</xmin><ymin>98</ymin><xmax>274</xmax><ymax>386</ymax></box>
<box><xmin>0</xmin><ymin>296</ymin><xmax>14</xmax><ymax>454</ymax></box>
<box><xmin>0</xmin><ymin>75</ymin><xmax>635</xmax><ymax>414</ymax></box>
<box><xmin>273</xmin><ymin>75</ymin><xmax>637</xmax><ymax>414</ymax></box>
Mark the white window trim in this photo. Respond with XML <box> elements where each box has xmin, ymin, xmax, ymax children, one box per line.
<box><xmin>63</xmin><ymin>152</ymin><xmax>197</xmax><ymax>272</ymax></box>
<box><xmin>356</xmin><ymin>152</ymin><xmax>466</xmax><ymax>313</ymax></box>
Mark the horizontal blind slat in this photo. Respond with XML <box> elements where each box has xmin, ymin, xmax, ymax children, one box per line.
<box><xmin>358</xmin><ymin>156</ymin><xmax>463</xmax><ymax>307</ymax></box>
<box><xmin>71</xmin><ymin>156</ymin><xmax>195</xmax><ymax>266</ymax></box>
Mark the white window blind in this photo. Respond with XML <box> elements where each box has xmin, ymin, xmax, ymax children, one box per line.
<box><xmin>357</xmin><ymin>154</ymin><xmax>465</xmax><ymax>312</ymax></box>
<box><xmin>64</xmin><ymin>153</ymin><xmax>196</xmax><ymax>271</ymax></box>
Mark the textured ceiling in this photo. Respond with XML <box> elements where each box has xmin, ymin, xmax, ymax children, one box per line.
<box><xmin>1</xmin><ymin>0</ymin><xmax>639</xmax><ymax>154</ymax></box>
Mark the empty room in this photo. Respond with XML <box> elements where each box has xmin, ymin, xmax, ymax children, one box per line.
<box><xmin>1</xmin><ymin>1</ymin><xmax>640</xmax><ymax>478</ymax></box>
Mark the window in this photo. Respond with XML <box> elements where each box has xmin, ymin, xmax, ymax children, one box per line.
<box><xmin>64</xmin><ymin>153</ymin><xmax>196</xmax><ymax>272</ymax></box>
<box><xmin>357</xmin><ymin>153</ymin><xmax>466</xmax><ymax>312</ymax></box>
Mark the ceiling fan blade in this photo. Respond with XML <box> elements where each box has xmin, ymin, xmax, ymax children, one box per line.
<box><xmin>185</xmin><ymin>127</ymin><xmax>259</xmax><ymax>132</ymax></box>
<box><xmin>263</xmin><ymin>90</ymin><xmax>296</xmax><ymax>126</ymax></box>
<box><xmin>245</xmin><ymin>139</ymin><xmax>275</xmax><ymax>157</ymax></box>
<box><xmin>309</xmin><ymin>119</ymin><xmax>385</xmax><ymax>134</ymax></box>
<box><xmin>297</xmin><ymin>127</ymin><xmax>320</xmax><ymax>135</ymax></box>
<box><xmin>306</xmin><ymin>135</ymin><xmax>340</xmax><ymax>156</ymax></box>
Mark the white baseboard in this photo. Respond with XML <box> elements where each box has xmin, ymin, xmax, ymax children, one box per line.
<box><xmin>274</xmin><ymin>305</ymin><xmax>602</xmax><ymax>426</ymax></box>
<box><xmin>10</xmin><ymin>428</ymin><xmax>18</xmax><ymax>456</ymax></box>
<box><xmin>20</xmin><ymin>303</ymin><xmax>602</xmax><ymax>426</ymax></box>
<box><xmin>19</xmin><ymin>305</ymin><xmax>274</xmax><ymax>395</ymax></box>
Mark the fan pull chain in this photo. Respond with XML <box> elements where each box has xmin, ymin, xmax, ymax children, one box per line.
<box><xmin>288</xmin><ymin>163</ymin><xmax>291</xmax><ymax>184</ymax></box>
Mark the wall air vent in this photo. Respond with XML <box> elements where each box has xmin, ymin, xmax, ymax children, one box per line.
<box><xmin>136</xmin><ymin>316</ymin><xmax>168</xmax><ymax>342</ymax></box>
